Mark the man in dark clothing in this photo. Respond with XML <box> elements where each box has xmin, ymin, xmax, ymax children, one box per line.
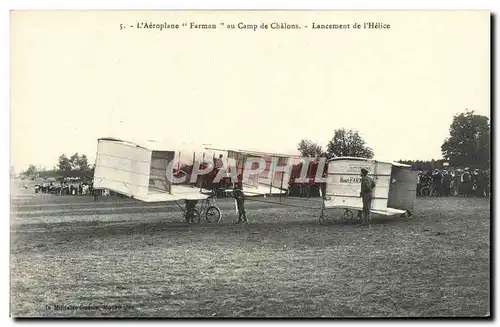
<box><xmin>214</xmin><ymin>154</ymin><xmax>224</xmax><ymax>170</ymax></box>
<box><xmin>360</xmin><ymin>168</ymin><xmax>375</xmax><ymax>227</ymax></box>
<box><xmin>461</xmin><ymin>169</ymin><xmax>472</xmax><ymax>198</ymax></box>
<box><xmin>184</xmin><ymin>199</ymin><xmax>199</xmax><ymax>223</ymax></box>
<box><xmin>233</xmin><ymin>183</ymin><xmax>248</xmax><ymax>224</ymax></box>
<box><xmin>481</xmin><ymin>170</ymin><xmax>490</xmax><ymax>197</ymax></box>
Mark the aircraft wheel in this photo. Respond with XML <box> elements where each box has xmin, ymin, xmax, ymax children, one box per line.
<box><xmin>205</xmin><ymin>206</ymin><xmax>222</xmax><ymax>223</ymax></box>
<box><xmin>341</xmin><ymin>209</ymin><xmax>355</xmax><ymax>221</ymax></box>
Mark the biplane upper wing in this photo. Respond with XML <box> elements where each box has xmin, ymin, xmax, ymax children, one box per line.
<box><xmin>205</xmin><ymin>146</ymin><xmax>298</xmax><ymax>196</ymax></box>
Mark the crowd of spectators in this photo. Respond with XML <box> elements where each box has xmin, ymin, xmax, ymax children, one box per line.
<box><xmin>417</xmin><ymin>168</ymin><xmax>490</xmax><ymax>197</ymax></box>
<box><xmin>34</xmin><ymin>179</ymin><xmax>110</xmax><ymax>196</ymax></box>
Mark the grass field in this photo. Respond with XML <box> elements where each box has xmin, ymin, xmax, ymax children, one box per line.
<box><xmin>10</xmin><ymin>180</ymin><xmax>490</xmax><ymax>317</ymax></box>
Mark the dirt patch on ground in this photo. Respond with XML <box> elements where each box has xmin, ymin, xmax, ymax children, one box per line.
<box><xmin>10</xmin><ymin>192</ymin><xmax>490</xmax><ymax>317</ymax></box>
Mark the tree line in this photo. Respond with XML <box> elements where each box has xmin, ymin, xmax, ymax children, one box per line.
<box><xmin>297</xmin><ymin>129</ymin><xmax>374</xmax><ymax>159</ymax></box>
<box><xmin>21</xmin><ymin>153</ymin><xmax>94</xmax><ymax>180</ymax></box>
<box><xmin>296</xmin><ymin>109</ymin><xmax>490</xmax><ymax>170</ymax></box>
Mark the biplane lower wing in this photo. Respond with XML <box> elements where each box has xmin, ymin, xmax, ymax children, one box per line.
<box><xmin>371</xmin><ymin>207</ymin><xmax>407</xmax><ymax>216</ymax></box>
<box><xmin>93</xmin><ymin>175</ymin><xmax>211</xmax><ymax>202</ymax></box>
<box><xmin>138</xmin><ymin>185</ymin><xmax>211</xmax><ymax>202</ymax></box>
<box><xmin>323</xmin><ymin>203</ymin><xmax>407</xmax><ymax>216</ymax></box>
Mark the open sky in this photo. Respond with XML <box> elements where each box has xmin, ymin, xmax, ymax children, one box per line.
<box><xmin>10</xmin><ymin>11</ymin><xmax>490</xmax><ymax>172</ymax></box>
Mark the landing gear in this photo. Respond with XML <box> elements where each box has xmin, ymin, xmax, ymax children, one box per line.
<box><xmin>341</xmin><ymin>209</ymin><xmax>355</xmax><ymax>221</ymax></box>
<box><xmin>185</xmin><ymin>208</ymin><xmax>200</xmax><ymax>224</ymax></box>
<box><xmin>319</xmin><ymin>208</ymin><xmax>361</xmax><ymax>224</ymax></box>
<box><xmin>319</xmin><ymin>208</ymin><xmax>327</xmax><ymax>224</ymax></box>
<box><xmin>205</xmin><ymin>206</ymin><xmax>222</xmax><ymax>223</ymax></box>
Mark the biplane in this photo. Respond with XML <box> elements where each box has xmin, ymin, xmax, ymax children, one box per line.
<box><xmin>93</xmin><ymin>137</ymin><xmax>417</xmax><ymax>225</ymax></box>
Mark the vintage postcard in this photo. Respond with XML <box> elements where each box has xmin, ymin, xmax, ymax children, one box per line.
<box><xmin>10</xmin><ymin>10</ymin><xmax>490</xmax><ymax>318</ymax></box>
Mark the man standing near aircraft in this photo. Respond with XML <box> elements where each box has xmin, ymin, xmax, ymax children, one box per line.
<box><xmin>233</xmin><ymin>183</ymin><xmax>248</xmax><ymax>224</ymax></box>
<box><xmin>185</xmin><ymin>199</ymin><xmax>198</xmax><ymax>223</ymax></box>
<box><xmin>360</xmin><ymin>168</ymin><xmax>375</xmax><ymax>227</ymax></box>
